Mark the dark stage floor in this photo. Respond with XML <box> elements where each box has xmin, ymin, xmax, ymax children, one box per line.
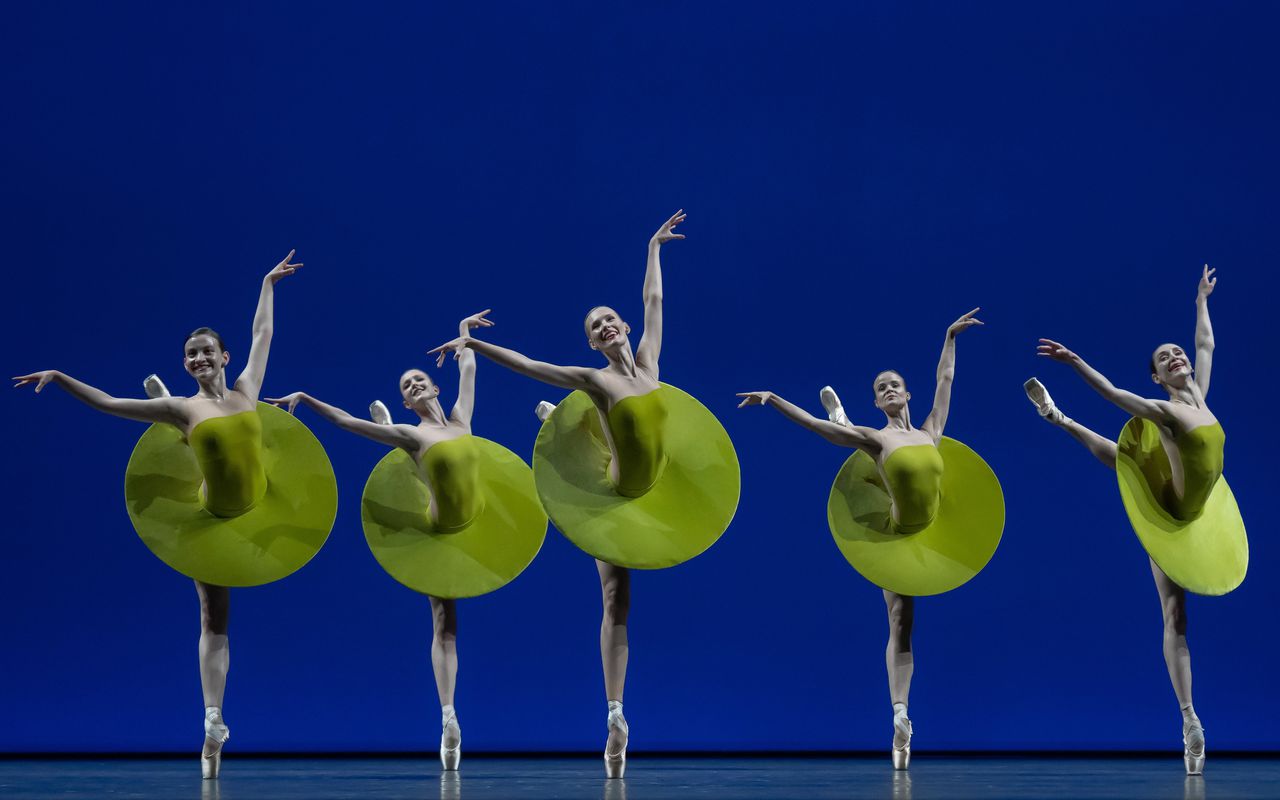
<box><xmin>2</xmin><ymin>756</ymin><xmax>1278</xmax><ymax>800</ymax></box>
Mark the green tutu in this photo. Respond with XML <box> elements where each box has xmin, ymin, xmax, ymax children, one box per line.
<box><xmin>533</xmin><ymin>384</ymin><xmax>740</xmax><ymax>569</ymax></box>
<box><xmin>827</xmin><ymin>437</ymin><xmax>1004</xmax><ymax>596</ymax></box>
<box><xmin>124</xmin><ymin>403</ymin><xmax>337</xmax><ymax>587</ymax></box>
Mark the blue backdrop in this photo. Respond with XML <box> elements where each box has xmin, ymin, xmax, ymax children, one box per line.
<box><xmin>3</xmin><ymin>2</ymin><xmax>1276</xmax><ymax>753</ymax></box>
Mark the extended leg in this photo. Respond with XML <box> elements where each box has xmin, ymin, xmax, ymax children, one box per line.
<box><xmin>194</xmin><ymin>581</ymin><xmax>230</xmax><ymax>778</ymax></box>
<box><xmin>597</xmin><ymin>560</ymin><xmax>631</xmax><ymax>777</ymax></box>
<box><xmin>1025</xmin><ymin>379</ymin><xmax>1117</xmax><ymax>468</ymax></box>
<box><xmin>430</xmin><ymin>596</ymin><xmax>462</xmax><ymax>770</ymax></box>
<box><xmin>884</xmin><ymin>590</ymin><xmax>914</xmax><ymax>769</ymax></box>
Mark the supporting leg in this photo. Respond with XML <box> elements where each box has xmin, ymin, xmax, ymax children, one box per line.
<box><xmin>194</xmin><ymin>581</ymin><xmax>230</xmax><ymax>778</ymax></box>
<box><xmin>1151</xmin><ymin>560</ymin><xmax>1203</xmax><ymax>774</ymax></box>
<box><xmin>597</xmin><ymin>560</ymin><xmax>631</xmax><ymax>778</ymax></box>
<box><xmin>884</xmin><ymin>590</ymin><xmax>914</xmax><ymax>769</ymax></box>
<box><xmin>430</xmin><ymin>596</ymin><xmax>462</xmax><ymax>771</ymax></box>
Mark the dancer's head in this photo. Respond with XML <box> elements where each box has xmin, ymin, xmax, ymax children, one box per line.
<box><xmin>585</xmin><ymin>306</ymin><xmax>631</xmax><ymax>355</ymax></box>
<box><xmin>183</xmin><ymin>328</ymin><xmax>230</xmax><ymax>384</ymax></box>
<box><xmin>1150</xmin><ymin>343</ymin><xmax>1193</xmax><ymax>391</ymax></box>
<box><xmin>872</xmin><ymin>370</ymin><xmax>911</xmax><ymax>415</ymax></box>
<box><xmin>400</xmin><ymin>368</ymin><xmax>441</xmax><ymax>410</ymax></box>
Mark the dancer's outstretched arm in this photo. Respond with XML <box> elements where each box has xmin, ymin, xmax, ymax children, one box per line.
<box><xmin>235</xmin><ymin>251</ymin><xmax>303</xmax><ymax>402</ymax></box>
<box><xmin>268</xmin><ymin>392</ymin><xmax>418</xmax><ymax>450</ymax></box>
<box><xmin>430</xmin><ymin>333</ymin><xmax>596</xmax><ymax>393</ymax></box>
<box><xmin>1194</xmin><ymin>265</ymin><xmax>1216</xmax><ymax>397</ymax></box>
<box><xmin>13</xmin><ymin>371</ymin><xmax>186</xmax><ymax>425</ymax></box>
<box><xmin>737</xmin><ymin>391</ymin><xmax>880</xmax><ymax>450</ymax></box>
<box><xmin>635</xmin><ymin>210</ymin><xmax>686</xmax><ymax>375</ymax></box>
<box><xmin>921</xmin><ymin>308</ymin><xmax>983</xmax><ymax>441</ymax></box>
<box><xmin>1037</xmin><ymin>339</ymin><xmax>1169</xmax><ymax>423</ymax></box>
<box><xmin>450</xmin><ymin>310</ymin><xmax>493</xmax><ymax>426</ymax></box>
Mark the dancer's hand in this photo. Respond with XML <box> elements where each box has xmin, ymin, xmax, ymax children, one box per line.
<box><xmin>650</xmin><ymin>209</ymin><xmax>687</xmax><ymax>247</ymax></box>
<box><xmin>1198</xmin><ymin>264</ymin><xmax>1216</xmax><ymax>299</ymax></box>
<box><xmin>1036</xmin><ymin>339</ymin><xmax>1080</xmax><ymax>364</ymax></box>
<box><xmin>265</xmin><ymin>249</ymin><xmax>304</xmax><ymax>285</ymax></box>
<box><xmin>460</xmin><ymin>309</ymin><xmax>495</xmax><ymax>333</ymax></box>
<box><xmin>947</xmin><ymin>308</ymin><xmax>984</xmax><ymax>338</ymax></box>
<box><xmin>266</xmin><ymin>392</ymin><xmax>306</xmax><ymax>414</ymax></box>
<box><xmin>736</xmin><ymin>391</ymin><xmax>775</xmax><ymax>408</ymax></box>
<box><xmin>12</xmin><ymin>370</ymin><xmax>60</xmax><ymax>392</ymax></box>
<box><xmin>430</xmin><ymin>337</ymin><xmax>472</xmax><ymax>367</ymax></box>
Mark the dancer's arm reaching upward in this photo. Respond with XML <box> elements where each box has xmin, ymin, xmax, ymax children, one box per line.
<box><xmin>450</xmin><ymin>310</ymin><xmax>493</xmax><ymax>426</ymax></box>
<box><xmin>267</xmin><ymin>391</ymin><xmax>419</xmax><ymax>451</ymax></box>
<box><xmin>737</xmin><ymin>391</ymin><xmax>881</xmax><ymax>452</ymax></box>
<box><xmin>635</xmin><ymin>210</ymin><xmax>686</xmax><ymax>376</ymax></box>
<box><xmin>430</xmin><ymin>331</ymin><xmax>596</xmax><ymax>393</ymax></box>
<box><xmin>235</xmin><ymin>250</ymin><xmax>304</xmax><ymax>402</ymax></box>
<box><xmin>1037</xmin><ymin>339</ymin><xmax>1170</xmax><ymax>423</ymax></box>
<box><xmin>921</xmin><ymin>308</ymin><xmax>983</xmax><ymax>442</ymax></box>
<box><xmin>1194</xmin><ymin>265</ymin><xmax>1216</xmax><ymax>397</ymax></box>
<box><xmin>13</xmin><ymin>370</ymin><xmax>187</xmax><ymax>426</ymax></box>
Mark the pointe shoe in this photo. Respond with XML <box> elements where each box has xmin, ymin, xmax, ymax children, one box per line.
<box><xmin>1183</xmin><ymin>718</ymin><xmax>1205</xmax><ymax>776</ymax></box>
<box><xmin>143</xmin><ymin>374</ymin><xmax>171</xmax><ymax>399</ymax></box>
<box><xmin>440</xmin><ymin>707</ymin><xmax>461</xmax><ymax>771</ymax></box>
<box><xmin>819</xmin><ymin>386</ymin><xmax>850</xmax><ymax>426</ymax></box>
<box><xmin>891</xmin><ymin>710</ymin><xmax>912</xmax><ymax>770</ymax></box>
<box><xmin>369</xmin><ymin>400</ymin><xmax>393</xmax><ymax>426</ymax></box>
<box><xmin>1023</xmin><ymin>378</ymin><xmax>1071</xmax><ymax>425</ymax></box>
<box><xmin>604</xmin><ymin>709</ymin><xmax>629</xmax><ymax>779</ymax></box>
<box><xmin>202</xmin><ymin>710</ymin><xmax>230</xmax><ymax>780</ymax></box>
<box><xmin>535</xmin><ymin>401</ymin><xmax>556</xmax><ymax>423</ymax></box>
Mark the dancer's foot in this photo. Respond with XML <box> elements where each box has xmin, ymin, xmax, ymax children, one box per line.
<box><xmin>440</xmin><ymin>705</ymin><xmax>461</xmax><ymax>771</ymax></box>
<box><xmin>819</xmin><ymin>386</ymin><xmax>850</xmax><ymax>426</ymax></box>
<box><xmin>1023</xmin><ymin>378</ymin><xmax>1071</xmax><ymax>426</ymax></box>
<box><xmin>535</xmin><ymin>401</ymin><xmax>556</xmax><ymax>423</ymax></box>
<box><xmin>369</xmin><ymin>400</ymin><xmax>392</xmax><ymax>426</ymax></box>
<box><xmin>201</xmin><ymin>707</ymin><xmax>230</xmax><ymax>780</ymax></box>
<box><xmin>605</xmin><ymin>703</ymin><xmax>628</xmax><ymax>779</ymax></box>
<box><xmin>1183</xmin><ymin>716</ymin><xmax>1205</xmax><ymax>776</ymax></box>
<box><xmin>891</xmin><ymin>705</ymin><xmax>912</xmax><ymax>770</ymax></box>
<box><xmin>143</xmin><ymin>374</ymin><xmax>171</xmax><ymax>399</ymax></box>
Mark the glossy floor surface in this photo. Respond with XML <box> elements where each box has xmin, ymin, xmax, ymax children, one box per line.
<box><xmin>2</xmin><ymin>756</ymin><xmax>1278</xmax><ymax>799</ymax></box>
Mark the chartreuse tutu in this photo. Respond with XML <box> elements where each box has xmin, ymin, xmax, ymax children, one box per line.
<box><xmin>1116</xmin><ymin>418</ymin><xmax>1247</xmax><ymax>596</ymax></box>
<box><xmin>124</xmin><ymin>402</ymin><xmax>337</xmax><ymax>587</ymax></box>
<box><xmin>827</xmin><ymin>438</ymin><xmax>1004</xmax><ymax>596</ymax></box>
<box><xmin>361</xmin><ymin>435</ymin><xmax>546</xmax><ymax>599</ymax></box>
<box><xmin>533</xmin><ymin>384</ymin><xmax>739</xmax><ymax>569</ymax></box>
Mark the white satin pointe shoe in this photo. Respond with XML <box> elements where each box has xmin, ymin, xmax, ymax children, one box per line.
<box><xmin>1183</xmin><ymin>718</ymin><xmax>1205</xmax><ymax>775</ymax></box>
<box><xmin>819</xmin><ymin>386</ymin><xmax>850</xmax><ymax>426</ymax></box>
<box><xmin>1023</xmin><ymin>378</ymin><xmax>1071</xmax><ymax>425</ymax></box>
<box><xmin>535</xmin><ymin>401</ymin><xmax>556</xmax><ymax>422</ymax></box>
<box><xmin>891</xmin><ymin>709</ymin><xmax>912</xmax><ymax>770</ymax></box>
<box><xmin>143</xmin><ymin>374</ymin><xmax>171</xmax><ymax>399</ymax></box>
<box><xmin>202</xmin><ymin>709</ymin><xmax>230</xmax><ymax>780</ymax></box>
<box><xmin>604</xmin><ymin>708</ymin><xmax>629</xmax><ymax>779</ymax></box>
<box><xmin>440</xmin><ymin>706</ymin><xmax>461</xmax><ymax>771</ymax></box>
<box><xmin>370</xmin><ymin>400</ymin><xmax>393</xmax><ymax>426</ymax></box>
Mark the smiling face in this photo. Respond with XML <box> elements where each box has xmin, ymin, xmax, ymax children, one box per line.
<box><xmin>584</xmin><ymin>306</ymin><xmax>630</xmax><ymax>353</ymax></box>
<box><xmin>183</xmin><ymin>333</ymin><xmax>230</xmax><ymax>383</ymax></box>
<box><xmin>872</xmin><ymin>370</ymin><xmax>910</xmax><ymax>414</ymax></box>
<box><xmin>400</xmin><ymin>369</ymin><xmax>440</xmax><ymax>409</ymax></box>
<box><xmin>1150</xmin><ymin>343</ymin><xmax>1193</xmax><ymax>388</ymax></box>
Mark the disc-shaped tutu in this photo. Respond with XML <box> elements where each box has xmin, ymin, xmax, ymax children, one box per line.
<box><xmin>533</xmin><ymin>384</ymin><xmax>740</xmax><ymax>569</ymax></box>
<box><xmin>361</xmin><ymin>437</ymin><xmax>547</xmax><ymax>599</ymax></box>
<box><xmin>124</xmin><ymin>403</ymin><xmax>337</xmax><ymax>587</ymax></box>
<box><xmin>1116</xmin><ymin>418</ymin><xmax>1247</xmax><ymax>596</ymax></box>
<box><xmin>826</xmin><ymin>437</ymin><xmax>1004</xmax><ymax>597</ymax></box>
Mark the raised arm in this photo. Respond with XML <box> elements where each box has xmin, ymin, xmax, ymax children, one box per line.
<box><xmin>1194</xmin><ymin>265</ymin><xmax>1216</xmax><ymax>396</ymax></box>
<box><xmin>14</xmin><ymin>370</ymin><xmax>186</xmax><ymax>426</ymax></box>
<box><xmin>635</xmin><ymin>210</ymin><xmax>685</xmax><ymax>372</ymax></box>
<box><xmin>267</xmin><ymin>391</ymin><xmax>418</xmax><ymax>451</ymax></box>
<box><xmin>450</xmin><ymin>310</ymin><xmax>494</xmax><ymax>425</ymax></box>
<box><xmin>234</xmin><ymin>250</ymin><xmax>303</xmax><ymax>402</ymax></box>
<box><xmin>737</xmin><ymin>391</ymin><xmax>881</xmax><ymax>452</ymax></box>
<box><xmin>430</xmin><ymin>335</ymin><xmax>595</xmax><ymax>392</ymax></box>
<box><xmin>920</xmin><ymin>308</ymin><xmax>983</xmax><ymax>441</ymax></box>
<box><xmin>1037</xmin><ymin>339</ymin><xmax>1169</xmax><ymax>422</ymax></box>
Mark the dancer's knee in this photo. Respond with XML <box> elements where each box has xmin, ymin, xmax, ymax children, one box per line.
<box><xmin>1161</xmin><ymin>594</ymin><xmax>1187</xmax><ymax>635</ymax></box>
